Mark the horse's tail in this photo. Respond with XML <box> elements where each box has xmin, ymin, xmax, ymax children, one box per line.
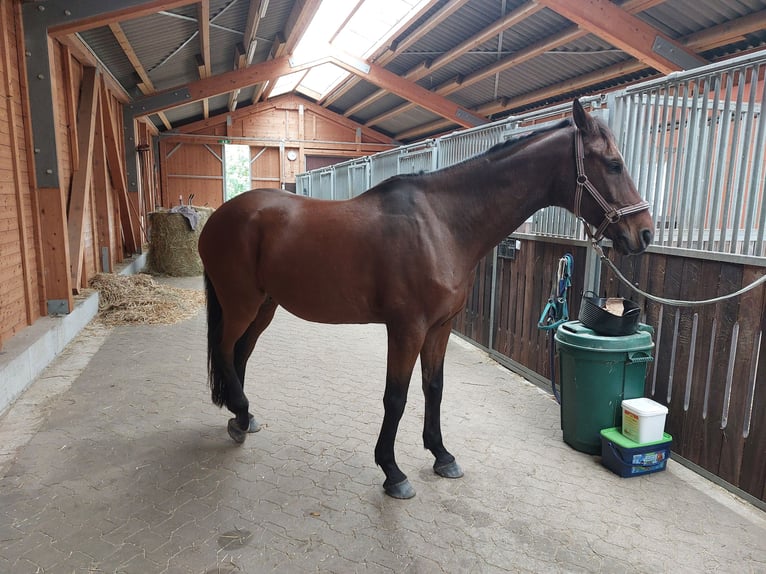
<box><xmin>204</xmin><ymin>272</ymin><xmax>227</xmax><ymax>407</ymax></box>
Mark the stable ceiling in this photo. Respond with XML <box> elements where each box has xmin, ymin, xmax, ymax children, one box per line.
<box><xmin>44</xmin><ymin>0</ymin><xmax>766</xmax><ymax>143</ymax></box>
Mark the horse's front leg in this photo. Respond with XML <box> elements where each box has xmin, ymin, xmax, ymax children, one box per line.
<box><xmin>375</xmin><ymin>326</ymin><xmax>423</xmax><ymax>499</ymax></box>
<box><xmin>421</xmin><ymin>322</ymin><xmax>463</xmax><ymax>479</ymax></box>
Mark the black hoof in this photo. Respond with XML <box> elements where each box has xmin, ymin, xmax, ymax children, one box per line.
<box><xmin>384</xmin><ymin>479</ymin><xmax>416</xmax><ymax>499</ymax></box>
<box><xmin>434</xmin><ymin>460</ymin><xmax>464</xmax><ymax>479</ymax></box>
<box><xmin>227</xmin><ymin>418</ymin><xmax>247</xmax><ymax>444</ymax></box>
<box><xmin>248</xmin><ymin>414</ymin><xmax>261</xmax><ymax>433</ymax></box>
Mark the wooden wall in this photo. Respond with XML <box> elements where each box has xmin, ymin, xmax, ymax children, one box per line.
<box><xmin>0</xmin><ymin>0</ymin><xmax>147</xmax><ymax>349</ymax></box>
<box><xmin>452</xmin><ymin>235</ymin><xmax>766</xmax><ymax>504</ymax></box>
<box><xmin>158</xmin><ymin>94</ymin><xmax>396</xmax><ymax>209</ymax></box>
<box><xmin>0</xmin><ymin>0</ymin><xmax>40</xmax><ymax>344</ymax></box>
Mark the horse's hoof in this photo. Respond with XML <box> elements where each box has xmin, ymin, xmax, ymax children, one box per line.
<box><xmin>227</xmin><ymin>418</ymin><xmax>247</xmax><ymax>444</ymax></box>
<box><xmin>248</xmin><ymin>414</ymin><xmax>261</xmax><ymax>433</ymax></box>
<box><xmin>384</xmin><ymin>479</ymin><xmax>416</xmax><ymax>499</ymax></box>
<box><xmin>434</xmin><ymin>460</ymin><xmax>464</xmax><ymax>479</ymax></box>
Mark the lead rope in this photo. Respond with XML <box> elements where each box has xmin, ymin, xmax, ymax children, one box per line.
<box><xmin>589</xmin><ymin>240</ymin><xmax>766</xmax><ymax>307</ymax></box>
<box><xmin>538</xmin><ymin>254</ymin><xmax>574</xmax><ymax>404</ymax></box>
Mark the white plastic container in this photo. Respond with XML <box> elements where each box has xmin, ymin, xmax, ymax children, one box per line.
<box><xmin>621</xmin><ymin>397</ymin><xmax>668</xmax><ymax>444</ymax></box>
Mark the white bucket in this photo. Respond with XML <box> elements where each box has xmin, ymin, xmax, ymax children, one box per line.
<box><xmin>621</xmin><ymin>397</ymin><xmax>668</xmax><ymax>444</ymax></box>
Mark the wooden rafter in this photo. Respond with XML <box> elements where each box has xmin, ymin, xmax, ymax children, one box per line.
<box><xmin>364</xmin><ymin>0</ymin><xmax>698</xmax><ymax>130</ymax></box>
<box><xmin>228</xmin><ymin>0</ymin><xmax>265</xmax><ymax>111</ymax></box>
<box><xmin>48</xmin><ymin>0</ymin><xmax>199</xmax><ymax>37</ymax></box>
<box><xmin>255</xmin><ymin>0</ymin><xmax>320</xmax><ymax>105</ymax></box>
<box><xmin>320</xmin><ymin>0</ymin><xmax>445</xmax><ymax>106</ymax></box>
<box><xmin>108</xmin><ymin>22</ymin><xmax>171</xmax><ymax>129</ymax></box>
<box><xmin>346</xmin><ymin>0</ymin><xmax>543</xmax><ymax>120</ymax></box>
<box><xmin>537</xmin><ymin>0</ymin><xmax>706</xmax><ymax>74</ymax></box>
<box><xmin>395</xmin><ymin>11</ymin><xmax>763</xmax><ymax>141</ymax></box>
<box><xmin>329</xmin><ymin>49</ymin><xmax>487</xmax><ymax>128</ymax></box>
<box><xmin>255</xmin><ymin>35</ymin><xmax>289</xmax><ymax>103</ymax></box>
<box><xmin>197</xmin><ymin>0</ymin><xmax>211</xmax><ymax>118</ymax></box>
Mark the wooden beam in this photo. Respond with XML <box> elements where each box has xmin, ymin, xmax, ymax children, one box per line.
<box><xmin>684</xmin><ymin>9</ymin><xmax>766</xmax><ymax>51</ymax></box>
<box><xmin>322</xmin><ymin>0</ymin><xmax>456</xmax><ymax>106</ymax></box>
<box><xmin>254</xmin><ymin>34</ymin><xmax>287</xmax><ymax>103</ymax></box>
<box><xmin>47</xmin><ymin>0</ymin><xmax>199</xmax><ymax>37</ymax></box>
<box><xmin>175</xmin><ymin>93</ymin><xmax>397</xmax><ymax>145</ymax></box>
<box><xmin>92</xmin><ymin>95</ymin><xmax>115</xmax><ymax>273</ymax></box>
<box><xmin>37</xmin><ymin>188</ymin><xmax>74</xmax><ymax>314</ymax></box>
<box><xmin>362</xmin><ymin>0</ymin><xmax>691</xmax><ymax>129</ymax></box>
<box><xmin>345</xmin><ymin>0</ymin><xmax>543</xmax><ymax>119</ymax></box>
<box><xmin>67</xmin><ymin>67</ymin><xmax>100</xmax><ymax>291</ymax></box>
<box><xmin>394</xmin><ymin>7</ymin><xmax>760</xmax><ymax>142</ymax></box>
<box><xmin>100</xmin><ymin>83</ymin><xmax>139</xmax><ymax>254</ymax></box>
<box><xmin>133</xmin><ymin>55</ymin><xmax>316</xmax><ymax>115</ymax></box>
<box><xmin>282</xmin><ymin>0</ymin><xmax>322</xmax><ymax>55</ymax></box>
<box><xmin>197</xmin><ymin>0</ymin><xmax>211</xmax><ymax>79</ymax></box>
<box><xmin>329</xmin><ymin>51</ymin><xmax>487</xmax><ymax>128</ymax></box>
<box><xmin>537</xmin><ymin>0</ymin><xmax>706</xmax><ymax>74</ymax></box>
<box><xmin>229</xmin><ymin>0</ymin><xmax>265</xmax><ymax>111</ymax></box>
<box><xmin>61</xmin><ymin>45</ymin><xmax>79</xmax><ymax>172</ymax></box>
<box><xmin>109</xmin><ymin>22</ymin><xmax>172</xmax><ymax>129</ymax></box>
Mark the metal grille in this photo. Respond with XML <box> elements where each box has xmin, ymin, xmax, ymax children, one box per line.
<box><xmin>296</xmin><ymin>51</ymin><xmax>766</xmax><ymax>261</ymax></box>
<box><xmin>612</xmin><ymin>51</ymin><xmax>766</xmax><ymax>257</ymax></box>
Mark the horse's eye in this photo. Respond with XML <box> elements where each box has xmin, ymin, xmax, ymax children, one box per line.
<box><xmin>607</xmin><ymin>160</ymin><xmax>623</xmax><ymax>175</ymax></box>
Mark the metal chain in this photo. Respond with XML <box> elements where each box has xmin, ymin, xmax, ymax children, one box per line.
<box><xmin>591</xmin><ymin>241</ymin><xmax>766</xmax><ymax>307</ymax></box>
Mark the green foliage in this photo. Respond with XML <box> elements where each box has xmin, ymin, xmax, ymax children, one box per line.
<box><xmin>224</xmin><ymin>145</ymin><xmax>251</xmax><ymax>200</ymax></box>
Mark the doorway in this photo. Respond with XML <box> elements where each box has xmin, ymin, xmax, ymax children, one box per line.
<box><xmin>224</xmin><ymin>144</ymin><xmax>251</xmax><ymax>201</ymax></box>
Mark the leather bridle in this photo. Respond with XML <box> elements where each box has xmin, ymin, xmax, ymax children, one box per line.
<box><xmin>573</xmin><ymin>127</ymin><xmax>650</xmax><ymax>242</ymax></box>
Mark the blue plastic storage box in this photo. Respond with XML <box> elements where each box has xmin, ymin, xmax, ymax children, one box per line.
<box><xmin>600</xmin><ymin>427</ymin><xmax>672</xmax><ymax>477</ymax></box>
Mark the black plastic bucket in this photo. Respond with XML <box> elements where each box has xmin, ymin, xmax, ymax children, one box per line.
<box><xmin>578</xmin><ymin>292</ymin><xmax>641</xmax><ymax>336</ymax></box>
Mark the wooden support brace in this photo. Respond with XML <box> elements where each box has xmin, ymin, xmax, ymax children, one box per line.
<box><xmin>100</xmin><ymin>83</ymin><xmax>139</xmax><ymax>254</ymax></box>
<box><xmin>67</xmin><ymin>66</ymin><xmax>100</xmax><ymax>291</ymax></box>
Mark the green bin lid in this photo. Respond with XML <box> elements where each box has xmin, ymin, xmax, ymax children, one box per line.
<box><xmin>600</xmin><ymin>426</ymin><xmax>672</xmax><ymax>448</ymax></box>
<box><xmin>554</xmin><ymin>320</ymin><xmax>654</xmax><ymax>352</ymax></box>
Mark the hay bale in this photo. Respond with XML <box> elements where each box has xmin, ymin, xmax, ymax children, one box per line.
<box><xmin>147</xmin><ymin>206</ymin><xmax>213</xmax><ymax>276</ymax></box>
<box><xmin>88</xmin><ymin>273</ymin><xmax>205</xmax><ymax>326</ymax></box>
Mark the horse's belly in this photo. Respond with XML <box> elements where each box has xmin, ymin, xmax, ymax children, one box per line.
<box><xmin>274</xmin><ymin>291</ymin><xmax>381</xmax><ymax>325</ymax></box>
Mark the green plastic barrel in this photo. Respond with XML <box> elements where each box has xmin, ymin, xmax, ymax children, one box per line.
<box><xmin>554</xmin><ymin>321</ymin><xmax>654</xmax><ymax>454</ymax></box>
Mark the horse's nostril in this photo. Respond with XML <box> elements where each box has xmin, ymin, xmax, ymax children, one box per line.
<box><xmin>641</xmin><ymin>228</ymin><xmax>653</xmax><ymax>248</ymax></box>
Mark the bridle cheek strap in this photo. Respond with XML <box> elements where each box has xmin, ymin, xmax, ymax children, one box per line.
<box><xmin>573</xmin><ymin>127</ymin><xmax>650</xmax><ymax>242</ymax></box>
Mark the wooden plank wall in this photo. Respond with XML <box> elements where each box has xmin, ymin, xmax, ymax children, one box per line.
<box><xmin>0</xmin><ymin>0</ymin><xmax>41</xmax><ymax>345</ymax></box>
<box><xmin>0</xmin><ymin>2</ymin><xmax>149</xmax><ymax>349</ymax></box>
<box><xmin>158</xmin><ymin>95</ymin><xmax>395</xmax><ymax>209</ymax></box>
<box><xmin>453</xmin><ymin>235</ymin><xmax>766</xmax><ymax>504</ymax></box>
<box><xmin>605</xmin><ymin>249</ymin><xmax>766</xmax><ymax>503</ymax></box>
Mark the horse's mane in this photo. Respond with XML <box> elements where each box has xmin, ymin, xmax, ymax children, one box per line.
<box><xmin>483</xmin><ymin>118</ymin><xmax>572</xmax><ymax>157</ymax></box>
<box><xmin>365</xmin><ymin>118</ymin><xmax>574</xmax><ymax>192</ymax></box>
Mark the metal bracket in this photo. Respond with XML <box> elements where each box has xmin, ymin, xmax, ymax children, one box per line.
<box><xmin>653</xmin><ymin>36</ymin><xmax>705</xmax><ymax>71</ymax></box>
<box><xmin>47</xmin><ymin>299</ymin><xmax>70</xmax><ymax>315</ymax></box>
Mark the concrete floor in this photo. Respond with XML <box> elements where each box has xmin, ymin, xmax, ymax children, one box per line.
<box><xmin>0</xmin><ymin>275</ymin><xmax>764</xmax><ymax>574</ymax></box>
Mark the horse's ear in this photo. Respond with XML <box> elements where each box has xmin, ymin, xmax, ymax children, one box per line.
<box><xmin>572</xmin><ymin>99</ymin><xmax>596</xmax><ymax>135</ymax></box>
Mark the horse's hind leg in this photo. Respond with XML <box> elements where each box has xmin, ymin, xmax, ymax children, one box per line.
<box><xmin>420</xmin><ymin>322</ymin><xmax>463</xmax><ymax>479</ymax></box>
<box><xmin>211</xmin><ymin>288</ymin><xmax>266</xmax><ymax>443</ymax></box>
<box><xmin>233</xmin><ymin>297</ymin><xmax>279</xmax><ymax>433</ymax></box>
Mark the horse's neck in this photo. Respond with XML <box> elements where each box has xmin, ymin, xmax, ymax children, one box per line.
<box><xmin>430</xmin><ymin>132</ymin><xmax>571</xmax><ymax>264</ymax></box>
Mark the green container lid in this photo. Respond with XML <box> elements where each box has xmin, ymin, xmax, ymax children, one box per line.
<box><xmin>555</xmin><ymin>321</ymin><xmax>654</xmax><ymax>353</ymax></box>
<box><xmin>600</xmin><ymin>426</ymin><xmax>672</xmax><ymax>448</ymax></box>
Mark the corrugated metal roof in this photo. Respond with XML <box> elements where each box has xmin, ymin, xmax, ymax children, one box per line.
<box><xmin>72</xmin><ymin>0</ymin><xmax>766</xmax><ymax>141</ymax></box>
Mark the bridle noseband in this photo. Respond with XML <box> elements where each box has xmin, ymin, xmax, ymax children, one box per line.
<box><xmin>573</xmin><ymin>127</ymin><xmax>650</xmax><ymax>242</ymax></box>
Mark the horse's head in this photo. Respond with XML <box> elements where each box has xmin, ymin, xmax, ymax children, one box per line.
<box><xmin>570</xmin><ymin>99</ymin><xmax>654</xmax><ymax>255</ymax></box>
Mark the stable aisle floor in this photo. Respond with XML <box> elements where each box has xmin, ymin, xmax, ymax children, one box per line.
<box><xmin>0</xmin><ymin>277</ymin><xmax>764</xmax><ymax>573</ymax></box>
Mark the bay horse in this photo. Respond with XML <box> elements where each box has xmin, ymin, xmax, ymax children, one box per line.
<box><xmin>198</xmin><ymin>100</ymin><xmax>653</xmax><ymax>499</ymax></box>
